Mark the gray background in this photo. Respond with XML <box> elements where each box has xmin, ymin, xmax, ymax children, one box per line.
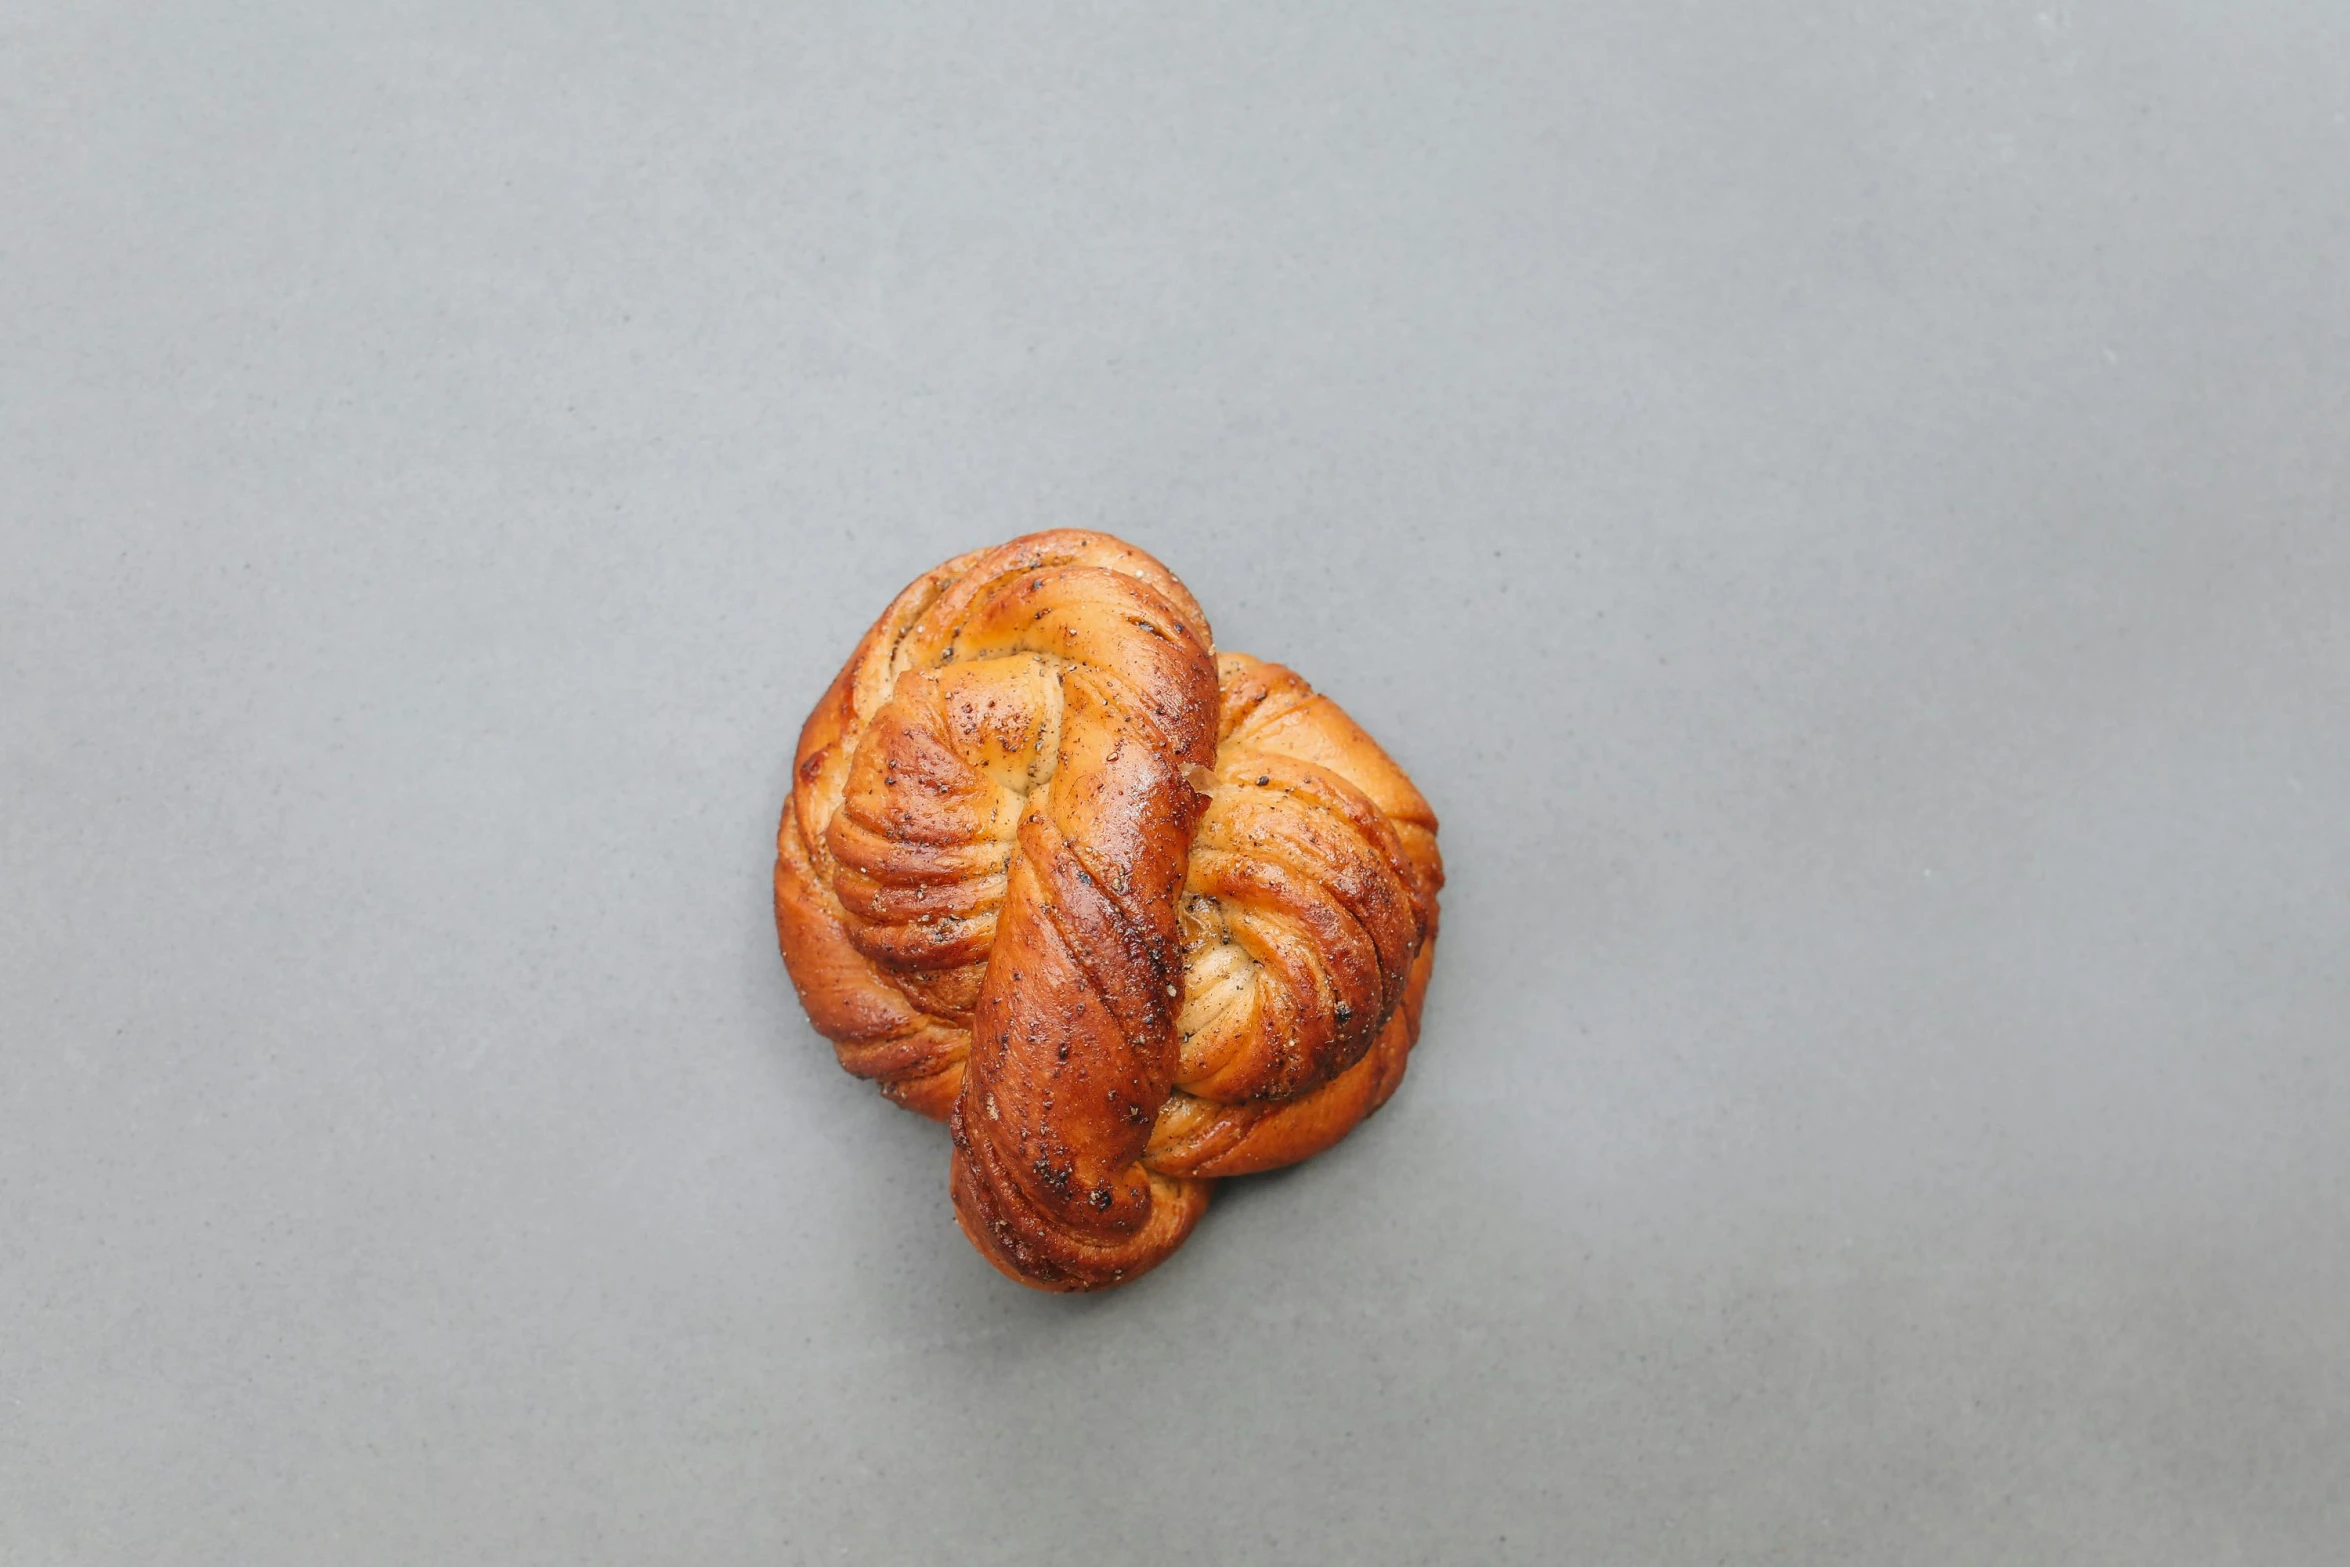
<box><xmin>5</xmin><ymin>2</ymin><xmax>2346</xmax><ymax>1562</ymax></box>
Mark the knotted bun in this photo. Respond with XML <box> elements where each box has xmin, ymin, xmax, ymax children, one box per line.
<box><xmin>775</xmin><ymin>531</ymin><xmax>1441</xmax><ymax>1290</ymax></box>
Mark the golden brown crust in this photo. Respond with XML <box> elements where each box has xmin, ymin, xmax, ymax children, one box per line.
<box><xmin>774</xmin><ymin>534</ymin><xmax>1442</xmax><ymax>1290</ymax></box>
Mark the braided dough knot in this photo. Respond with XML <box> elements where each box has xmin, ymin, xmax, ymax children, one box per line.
<box><xmin>776</xmin><ymin>532</ymin><xmax>1442</xmax><ymax>1290</ymax></box>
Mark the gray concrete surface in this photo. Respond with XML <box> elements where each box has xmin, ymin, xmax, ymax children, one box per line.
<box><xmin>5</xmin><ymin>2</ymin><xmax>2347</xmax><ymax>1561</ymax></box>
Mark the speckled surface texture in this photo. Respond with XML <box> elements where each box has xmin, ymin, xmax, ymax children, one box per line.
<box><xmin>5</xmin><ymin>3</ymin><xmax>2347</xmax><ymax>1561</ymax></box>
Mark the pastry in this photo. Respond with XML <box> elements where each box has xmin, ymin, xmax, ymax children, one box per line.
<box><xmin>774</xmin><ymin>531</ymin><xmax>1442</xmax><ymax>1290</ymax></box>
